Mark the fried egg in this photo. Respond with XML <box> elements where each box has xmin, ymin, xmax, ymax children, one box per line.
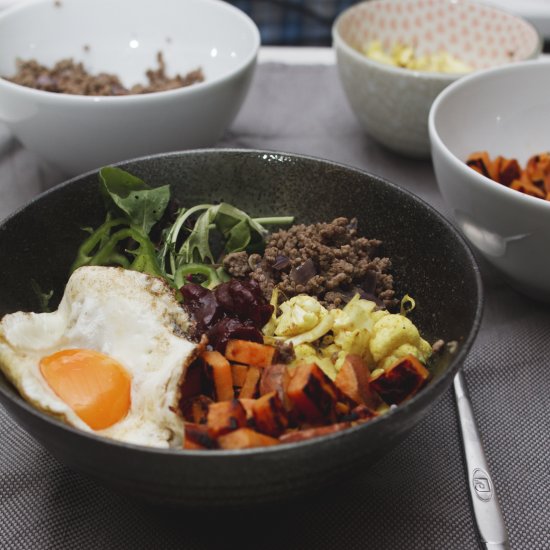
<box><xmin>0</xmin><ymin>266</ymin><xmax>201</xmax><ymax>448</ymax></box>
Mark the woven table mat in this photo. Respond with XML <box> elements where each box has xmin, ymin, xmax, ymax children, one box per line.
<box><xmin>1</xmin><ymin>63</ymin><xmax>549</xmax><ymax>550</ymax></box>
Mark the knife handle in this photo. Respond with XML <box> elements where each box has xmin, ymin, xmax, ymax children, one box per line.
<box><xmin>454</xmin><ymin>371</ymin><xmax>510</xmax><ymax>550</ymax></box>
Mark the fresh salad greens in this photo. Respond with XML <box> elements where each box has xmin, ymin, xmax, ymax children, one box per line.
<box><xmin>71</xmin><ymin>167</ymin><xmax>293</xmax><ymax>289</ymax></box>
<box><xmin>159</xmin><ymin>202</ymin><xmax>293</xmax><ymax>288</ymax></box>
<box><xmin>99</xmin><ymin>166</ymin><xmax>170</xmax><ymax>235</ymax></box>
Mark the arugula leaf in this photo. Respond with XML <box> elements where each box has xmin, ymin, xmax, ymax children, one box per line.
<box><xmin>224</xmin><ymin>218</ymin><xmax>251</xmax><ymax>252</ymax></box>
<box><xmin>214</xmin><ymin>203</ymin><xmax>268</xmax><ymax>253</ymax></box>
<box><xmin>160</xmin><ymin>202</ymin><xmax>295</xmax><ymax>277</ymax></box>
<box><xmin>179</xmin><ymin>207</ymin><xmax>217</xmax><ymax>264</ymax></box>
<box><xmin>99</xmin><ymin>166</ymin><xmax>170</xmax><ymax>234</ymax></box>
<box><xmin>99</xmin><ymin>166</ymin><xmax>149</xmax><ymax>197</ymax></box>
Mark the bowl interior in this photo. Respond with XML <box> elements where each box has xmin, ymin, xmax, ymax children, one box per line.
<box><xmin>432</xmin><ymin>60</ymin><xmax>550</xmax><ymax>168</ymax></box>
<box><xmin>0</xmin><ymin>0</ymin><xmax>259</xmax><ymax>88</ymax></box>
<box><xmin>336</xmin><ymin>0</ymin><xmax>540</xmax><ymax>69</ymax></box>
<box><xmin>0</xmin><ymin>150</ymin><xmax>483</xmax><ymax>504</ymax></box>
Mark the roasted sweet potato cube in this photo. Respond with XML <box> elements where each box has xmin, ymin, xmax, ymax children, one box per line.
<box><xmin>286</xmin><ymin>362</ymin><xmax>339</xmax><ymax>424</ymax></box>
<box><xmin>206</xmin><ymin>399</ymin><xmax>247</xmax><ymax>437</ymax></box>
<box><xmin>497</xmin><ymin>157</ymin><xmax>522</xmax><ymax>186</ymax></box>
<box><xmin>180</xmin><ymin>394</ymin><xmax>213</xmax><ymax>424</ymax></box>
<box><xmin>225</xmin><ymin>339</ymin><xmax>276</xmax><ymax>367</ymax></box>
<box><xmin>279</xmin><ymin>422</ymin><xmax>350</xmax><ymax>444</ymax></box>
<box><xmin>238</xmin><ymin>366</ymin><xmax>261</xmax><ymax>399</ymax></box>
<box><xmin>231</xmin><ymin>363</ymin><xmax>249</xmax><ymax>387</ymax></box>
<box><xmin>466</xmin><ymin>151</ymin><xmax>494</xmax><ymax>179</ymax></box>
<box><xmin>526</xmin><ymin>153</ymin><xmax>550</xmax><ymax>195</ymax></box>
<box><xmin>369</xmin><ymin>355</ymin><xmax>430</xmax><ymax>405</ymax></box>
<box><xmin>491</xmin><ymin>155</ymin><xmax>504</xmax><ymax>182</ymax></box>
<box><xmin>184</xmin><ymin>422</ymin><xmax>218</xmax><ymax>450</ymax></box>
<box><xmin>259</xmin><ymin>363</ymin><xmax>292</xmax><ymax>407</ymax></box>
<box><xmin>238</xmin><ymin>398</ymin><xmax>256</xmax><ymax>422</ymax></box>
<box><xmin>510</xmin><ymin>173</ymin><xmax>546</xmax><ymax>199</ymax></box>
<box><xmin>349</xmin><ymin>404</ymin><xmax>378</xmax><ymax>424</ymax></box>
<box><xmin>335</xmin><ymin>400</ymin><xmax>352</xmax><ymax>417</ymax></box>
<box><xmin>525</xmin><ymin>152</ymin><xmax>550</xmax><ymax>186</ymax></box>
<box><xmin>201</xmin><ymin>350</ymin><xmax>234</xmax><ymax>401</ymax></box>
<box><xmin>334</xmin><ymin>354</ymin><xmax>382</xmax><ymax>410</ymax></box>
<box><xmin>218</xmin><ymin>428</ymin><xmax>279</xmax><ymax>449</ymax></box>
<box><xmin>252</xmin><ymin>391</ymin><xmax>289</xmax><ymax>437</ymax></box>
<box><xmin>183</xmin><ymin>438</ymin><xmax>206</xmax><ymax>450</ymax></box>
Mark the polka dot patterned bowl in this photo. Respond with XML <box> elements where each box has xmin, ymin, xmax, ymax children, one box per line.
<box><xmin>332</xmin><ymin>0</ymin><xmax>541</xmax><ymax>158</ymax></box>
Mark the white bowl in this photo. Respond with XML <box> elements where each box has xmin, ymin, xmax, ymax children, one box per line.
<box><xmin>0</xmin><ymin>0</ymin><xmax>260</xmax><ymax>175</ymax></box>
<box><xmin>332</xmin><ymin>0</ymin><xmax>541</xmax><ymax>158</ymax></box>
<box><xmin>429</xmin><ymin>59</ymin><xmax>550</xmax><ymax>301</ymax></box>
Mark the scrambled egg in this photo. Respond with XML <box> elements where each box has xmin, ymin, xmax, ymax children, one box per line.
<box><xmin>364</xmin><ymin>40</ymin><xmax>472</xmax><ymax>74</ymax></box>
<box><xmin>265</xmin><ymin>294</ymin><xmax>432</xmax><ymax>379</ymax></box>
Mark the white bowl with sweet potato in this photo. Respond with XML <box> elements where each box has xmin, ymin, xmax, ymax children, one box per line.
<box><xmin>429</xmin><ymin>59</ymin><xmax>550</xmax><ymax>301</ymax></box>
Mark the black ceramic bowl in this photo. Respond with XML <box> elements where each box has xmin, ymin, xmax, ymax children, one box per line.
<box><xmin>0</xmin><ymin>149</ymin><xmax>483</xmax><ymax>508</ymax></box>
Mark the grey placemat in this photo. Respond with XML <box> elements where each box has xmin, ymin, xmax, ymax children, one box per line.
<box><xmin>1</xmin><ymin>63</ymin><xmax>549</xmax><ymax>550</ymax></box>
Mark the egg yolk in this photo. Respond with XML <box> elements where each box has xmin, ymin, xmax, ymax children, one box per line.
<box><xmin>39</xmin><ymin>349</ymin><xmax>131</xmax><ymax>430</ymax></box>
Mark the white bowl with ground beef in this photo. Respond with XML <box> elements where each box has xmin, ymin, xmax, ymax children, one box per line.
<box><xmin>0</xmin><ymin>0</ymin><xmax>260</xmax><ymax>175</ymax></box>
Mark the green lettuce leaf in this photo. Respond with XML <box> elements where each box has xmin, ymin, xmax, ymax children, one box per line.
<box><xmin>99</xmin><ymin>166</ymin><xmax>170</xmax><ymax>234</ymax></box>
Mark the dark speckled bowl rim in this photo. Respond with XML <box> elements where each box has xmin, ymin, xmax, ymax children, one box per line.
<box><xmin>0</xmin><ymin>148</ymin><xmax>484</xmax><ymax>458</ymax></box>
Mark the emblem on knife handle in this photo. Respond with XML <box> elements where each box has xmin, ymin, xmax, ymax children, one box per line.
<box><xmin>472</xmin><ymin>468</ymin><xmax>493</xmax><ymax>502</ymax></box>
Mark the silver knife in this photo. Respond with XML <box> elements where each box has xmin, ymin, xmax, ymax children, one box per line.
<box><xmin>454</xmin><ymin>370</ymin><xmax>511</xmax><ymax>550</ymax></box>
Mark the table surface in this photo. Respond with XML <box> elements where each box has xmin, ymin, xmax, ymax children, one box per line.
<box><xmin>1</xmin><ymin>48</ymin><xmax>549</xmax><ymax>550</ymax></box>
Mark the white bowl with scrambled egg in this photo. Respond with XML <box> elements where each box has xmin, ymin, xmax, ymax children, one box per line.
<box><xmin>429</xmin><ymin>59</ymin><xmax>550</xmax><ymax>302</ymax></box>
<box><xmin>0</xmin><ymin>0</ymin><xmax>260</xmax><ymax>175</ymax></box>
<box><xmin>332</xmin><ymin>0</ymin><xmax>540</xmax><ymax>158</ymax></box>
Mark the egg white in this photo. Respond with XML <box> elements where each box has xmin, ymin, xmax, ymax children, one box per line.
<box><xmin>0</xmin><ymin>266</ymin><xmax>201</xmax><ymax>448</ymax></box>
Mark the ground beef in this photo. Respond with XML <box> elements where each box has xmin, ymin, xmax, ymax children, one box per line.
<box><xmin>223</xmin><ymin>217</ymin><xmax>397</xmax><ymax>310</ymax></box>
<box><xmin>4</xmin><ymin>52</ymin><xmax>204</xmax><ymax>96</ymax></box>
